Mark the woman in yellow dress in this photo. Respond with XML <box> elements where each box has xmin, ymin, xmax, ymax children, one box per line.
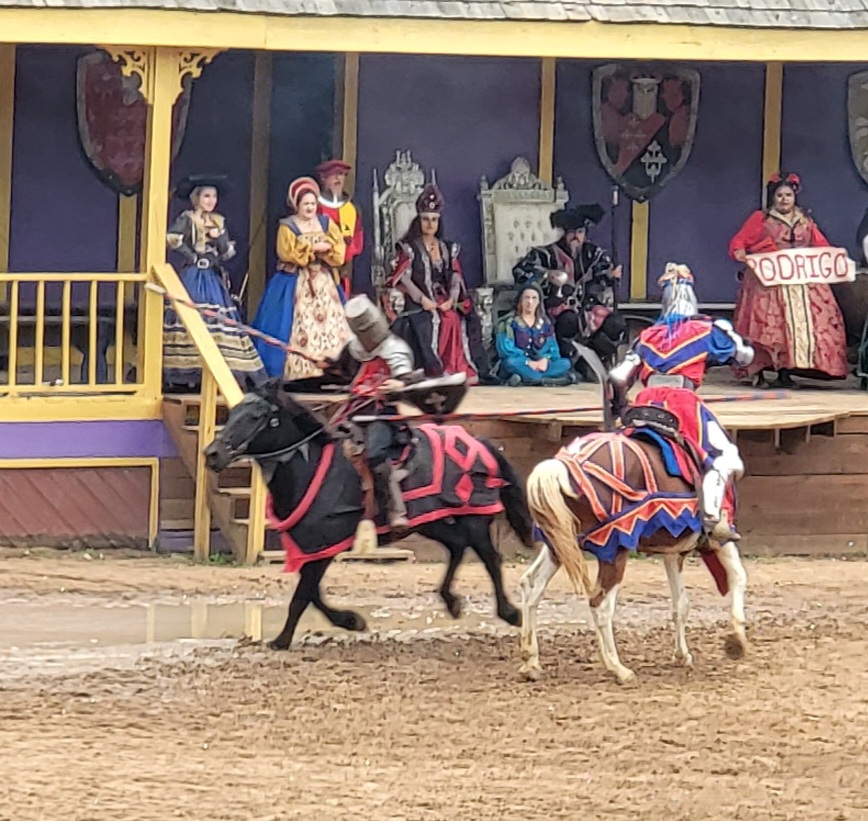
<box><xmin>252</xmin><ymin>176</ymin><xmax>349</xmax><ymax>379</ymax></box>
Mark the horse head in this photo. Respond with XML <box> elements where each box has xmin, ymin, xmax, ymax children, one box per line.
<box><xmin>204</xmin><ymin>378</ymin><xmax>328</xmax><ymax>472</ymax></box>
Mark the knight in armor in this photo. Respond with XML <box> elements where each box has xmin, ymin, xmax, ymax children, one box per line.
<box><xmin>608</xmin><ymin>263</ymin><xmax>755</xmax><ymax>542</ymax></box>
<box><xmin>513</xmin><ymin>203</ymin><xmax>626</xmax><ymax>370</ymax></box>
<box><xmin>319</xmin><ymin>295</ymin><xmax>425</xmax><ymax>531</ymax></box>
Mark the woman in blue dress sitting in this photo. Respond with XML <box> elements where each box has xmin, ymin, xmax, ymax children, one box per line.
<box><xmin>496</xmin><ymin>283</ymin><xmax>575</xmax><ymax>386</ymax></box>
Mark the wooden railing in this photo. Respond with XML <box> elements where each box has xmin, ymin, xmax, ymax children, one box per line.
<box><xmin>150</xmin><ymin>262</ymin><xmax>267</xmax><ymax>564</ymax></box>
<box><xmin>0</xmin><ymin>271</ymin><xmax>147</xmax><ymax>396</ymax></box>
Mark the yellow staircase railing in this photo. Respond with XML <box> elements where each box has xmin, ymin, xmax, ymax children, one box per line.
<box><xmin>150</xmin><ymin>262</ymin><xmax>268</xmax><ymax>564</ymax></box>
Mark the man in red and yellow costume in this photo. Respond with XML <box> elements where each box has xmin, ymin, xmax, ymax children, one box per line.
<box><xmin>316</xmin><ymin>159</ymin><xmax>364</xmax><ymax>295</ymax></box>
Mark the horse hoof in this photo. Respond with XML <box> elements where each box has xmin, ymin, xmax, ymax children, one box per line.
<box><xmin>267</xmin><ymin>640</ymin><xmax>291</xmax><ymax>652</ymax></box>
<box><xmin>343</xmin><ymin>613</ymin><xmax>367</xmax><ymax>632</ymax></box>
<box><xmin>443</xmin><ymin>596</ymin><xmax>462</xmax><ymax>619</ymax></box>
<box><xmin>499</xmin><ymin>605</ymin><xmax>522</xmax><ymax>628</ymax></box>
<box><xmin>615</xmin><ymin>669</ymin><xmax>637</xmax><ymax>686</ymax></box>
<box><xmin>520</xmin><ymin>665</ymin><xmax>544</xmax><ymax>682</ymax></box>
<box><xmin>724</xmin><ymin>633</ymin><xmax>748</xmax><ymax>660</ymax></box>
<box><xmin>674</xmin><ymin>651</ymin><xmax>695</xmax><ymax>668</ymax></box>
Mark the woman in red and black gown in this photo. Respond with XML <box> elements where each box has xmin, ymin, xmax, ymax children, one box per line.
<box><xmin>387</xmin><ymin>184</ymin><xmax>490</xmax><ymax>384</ymax></box>
<box><xmin>729</xmin><ymin>172</ymin><xmax>848</xmax><ymax>387</ymax></box>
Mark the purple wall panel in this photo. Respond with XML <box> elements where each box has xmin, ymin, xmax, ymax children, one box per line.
<box><xmin>553</xmin><ymin>60</ymin><xmax>632</xmax><ymax>300</ymax></box>
<box><xmin>265</xmin><ymin>53</ymin><xmax>337</xmax><ymax>276</ymax></box>
<box><xmin>9</xmin><ymin>46</ymin><xmax>118</xmax><ymax>274</ymax></box>
<box><xmin>355</xmin><ymin>54</ymin><xmax>541</xmax><ymax>290</ymax></box>
<box><xmin>781</xmin><ymin>63</ymin><xmax>868</xmax><ymax>258</ymax></box>
<box><xmin>555</xmin><ymin>60</ymin><xmax>763</xmax><ymax>304</ymax></box>
<box><xmin>0</xmin><ymin>421</ymin><xmax>178</xmax><ymax>459</ymax></box>
<box><xmin>647</xmin><ymin>63</ymin><xmax>764</xmax><ymax>303</ymax></box>
<box><xmin>170</xmin><ymin>51</ymin><xmax>255</xmax><ymax>295</ymax></box>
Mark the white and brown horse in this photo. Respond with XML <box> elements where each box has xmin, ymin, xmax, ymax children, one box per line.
<box><xmin>519</xmin><ymin>431</ymin><xmax>748</xmax><ymax>684</ymax></box>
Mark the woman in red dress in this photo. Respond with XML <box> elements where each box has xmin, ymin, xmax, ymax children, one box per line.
<box><xmin>729</xmin><ymin>172</ymin><xmax>848</xmax><ymax>387</ymax></box>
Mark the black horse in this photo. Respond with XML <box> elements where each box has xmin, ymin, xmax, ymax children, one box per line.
<box><xmin>203</xmin><ymin>380</ymin><xmax>534</xmax><ymax>650</ymax></box>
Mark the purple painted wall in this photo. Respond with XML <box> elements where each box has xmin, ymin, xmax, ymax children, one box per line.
<box><xmin>554</xmin><ymin>61</ymin><xmax>764</xmax><ymax>304</ymax></box>
<box><xmin>355</xmin><ymin>54</ymin><xmax>541</xmax><ymax>291</ymax></box>
<box><xmin>9</xmin><ymin>46</ymin><xmax>118</xmax><ymax>274</ymax></box>
<box><xmin>170</xmin><ymin>51</ymin><xmax>255</xmax><ymax>296</ymax></box>
<box><xmin>265</xmin><ymin>53</ymin><xmax>337</xmax><ymax>276</ymax></box>
<box><xmin>781</xmin><ymin>63</ymin><xmax>868</xmax><ymax>258</ymax></box>
<box><xmin>0</xmin><ymin>420</ymin><xmax>177</xmax><ymax>459</ymax></box>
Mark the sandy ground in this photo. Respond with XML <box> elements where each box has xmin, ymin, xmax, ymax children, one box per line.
<box><xmin>0</xmin><ymin>548</ymin><xmax>866</xmax><ymax>820</ymax></box>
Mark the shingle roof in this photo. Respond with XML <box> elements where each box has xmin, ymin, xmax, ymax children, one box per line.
<box><xmin>3</xmin><ymin>0</ymin><xmax>868</xmax><ymax>30</ymax></box>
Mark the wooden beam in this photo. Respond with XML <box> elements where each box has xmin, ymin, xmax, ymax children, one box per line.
<box><xmin>629</xmin><ymin>200</ymin><xmax>650</xmax><ymax>301</ymax></box>
<box><xmin>117</xmin><ymin>194</ymin><xmax>138</xmax><ymax>274</ymax></box>
<box><xmin>6</xmin><ymin>13</ymin><xmax>868</xmax><ymax>63</ymax></box>
<box><xmin>0</xmin><ymin>44</ymin><xmax>15</xmax><ymax>289</ymax></box>
<box><xmin>538</xmin><ymin>57</ymin><xmax>556</xmax><ymax>184</ymax></box>
<box><xmin>341</xmin><ymin>52</ymin><xmax>359</xmax><ymax>191</ymax></box>
<box><xmin>246</xmin><ymin>51</ymin><xmax>272</xmax><ymax>317</ymax></box>
<box><xmin>762</xmin><ymin>61</ymin><xmax>783</xmax><ymax>205</ymax></box>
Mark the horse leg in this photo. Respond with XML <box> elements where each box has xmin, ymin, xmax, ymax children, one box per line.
<box><xmin>663</xmin><ymin>553</ymin><xmax>693</xmax><ymax>667</ymax></box>
<box><xmin>466</xmin><ymin>517</ymin><xmax>521</xmax><ymax>627</ymax></box>
<box><xmin>518</xmin><ymin>541</ymin><xmax>560</xmax><ymax>682</ymax></box>
<box><xmin>716</xmin><ymin>540</ymin><xmax>749</xmax><ymax>659</ymax></box>
<box><xmin>439</xmin><ymin>542</ymin><xmax>467</xmax><ymax>619</ymax></box>
<box><xmin>311</xmin><ymin>588</ymin><xmax>367</xmax><ymax>633</ymax></box>
<box><xmin>269</xmin><ymin>558</ymin><xmax>330</xmax><ymax>651</ymax></box>
<box><xmin>589</xmin><ymin>550</ymin><xmax>635</xmax><ymax>684</ymax></box>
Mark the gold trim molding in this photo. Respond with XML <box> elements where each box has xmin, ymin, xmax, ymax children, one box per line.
<box><xmin>98</xmin><ymin>46</ymin><xmax>222</xmax><ymax>103</ymax></box>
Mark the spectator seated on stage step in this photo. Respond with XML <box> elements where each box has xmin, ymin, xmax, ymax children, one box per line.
<box><xmin>495</xmin><ymin>283</ymin><xmax>576</xmax><ymax>386</ymax></box>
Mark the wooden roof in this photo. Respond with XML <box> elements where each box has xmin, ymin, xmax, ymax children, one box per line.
<box><xmin>2</xmin><ymin>0</ymin><xmax>868</xmax><ymax>30</ymax></box>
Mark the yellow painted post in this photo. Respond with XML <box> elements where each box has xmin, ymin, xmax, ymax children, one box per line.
<box><xmin>61</xmin><ymin>280</ymin><xmax>71</xmax><ymax>385</ymax></box>
<box><xmin>341</xmin><ymin>53</ymin><xmax>359</xmax><ymax>192</ymax></box>
<box><xmin>538</xmin><ymin>57</ymin><xmax>556</xmax><ymax>184</ymax></box>
<box><xmin>629</xmin><ymin>200</ymin><xmax>650</xmax><ymax>301</ymax></box>
<box><xmin>245</xmin><ymin>463</ymin><xmax>267</xmax><ymax>564</ymax></box>
<box><xmin>34</xmin><ymin>280</ymin><xmax>45</xmax><ymax>384</ymax></box>
<box><xmin>147</xmin><ymin>456</ymin><xmax>160</xmax><ymax>548</ymax></box>
<box><xmin>87</xmin><ymin>279</ymin><xmax>98</xmax><ymax>384</ymax></box>
<box><xmin>0</xmin><ymin>44</ymin><xmax>14</xmax><ymax>302</ymax></box>
<box><xmin>7</xmin><ymin>280</ymin><xmax>17</xmax><ymax>386</ymax></box>
<box><xmin>138</xmin><ymin>46</ymin><xmax>177</xmax><ymax>402</ymax></box>
<box><xmin>117</xmin><ymin>194</ymin><xmax>138</xmax><ymax>274</ymax></box>
<box><xmin>246</xmin><ymin>52</ymin><xmax>272</xmax><ymax>317</ymax></box>
<box><xmin>762</xmin><ymin>62</ymin><xmax>783</xmax><ymax>206</ymax></box>
<box><xmin>194</xmin><ymin>366</ymin><xmax>217</xmax><ymax>561</ymax></box>
<box><xmin>114</xmin><ymin>280</ymin><xmax>125</xmax><ymax>385</ymax></box>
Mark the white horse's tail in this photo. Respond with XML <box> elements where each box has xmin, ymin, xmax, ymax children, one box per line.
<box><xmin>527</xmin><ymin>459</ymin><xmax>593</xmax><ymax>597</ymax></box>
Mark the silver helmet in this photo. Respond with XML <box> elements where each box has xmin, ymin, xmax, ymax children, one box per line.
<box><xmin>658</xmin><ymin>262</ymin><xmax>699</xmax><ymax>319</ymax></box>
<box><xmin>345</xmin><ymin>294</ymin><xmax>391</xmax><ymax>352</ymax></box>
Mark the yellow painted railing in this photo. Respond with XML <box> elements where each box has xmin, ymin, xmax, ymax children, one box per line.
<box><xmin>150</xmin><ymin>262</ymin><xmax>267</xmax><ymax>564</ymax></box>
<box><xmin>0</xmin><ymin>271</ymin><xmax>147</xmax><ymax>396</ymax></box>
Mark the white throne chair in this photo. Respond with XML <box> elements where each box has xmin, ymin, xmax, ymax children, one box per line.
<box><xmin>371</xmin><ymin>150</ymin><xmax>437</xmax><ymax>307</ymax></box>
<box><xmin>478</xmin><ymin>157</ymin><xmax>569</xmax><ymax>331</ymax></box>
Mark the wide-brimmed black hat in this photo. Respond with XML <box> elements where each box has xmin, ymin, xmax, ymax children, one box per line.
<box><xmin>173</xmin><ymin>174</ymin><xmax>231</xmax><ymax>200</ymax></box>
<box><xmin>550</xmin><ymin>203</ymin><xmax>605</xmax><ymax>232</ymax></box>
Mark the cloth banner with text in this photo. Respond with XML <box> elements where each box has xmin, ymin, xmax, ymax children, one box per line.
<box><xmin>745</xmin><ymin>247</ymin><xmax>857</xmax><ymax>287</ymax></box>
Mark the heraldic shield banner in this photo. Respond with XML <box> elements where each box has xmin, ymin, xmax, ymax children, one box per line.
<box><xmin>76</xmin><ymin>51</ymin><xmax>192</xmax><ymax>196</ymax></box>
<box><xmin>592</xmin><ymin>64</ymin><xmax>701</xmax><ymax>202</ymax></box>
<box><xmin>847</xmin><ymin>70</ymin><xmax>868</xmax><ymax>186</ymax></box>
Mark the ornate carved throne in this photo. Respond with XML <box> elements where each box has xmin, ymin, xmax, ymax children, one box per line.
<box><xmin>371</xmin><ymin>150</ymin><xmax>437</xmax><ymax>303</ymax></box>
<box><xmin>478</xmin><ymin>157</ymin><xmax>569</xmax><ymax>331</ymax></box>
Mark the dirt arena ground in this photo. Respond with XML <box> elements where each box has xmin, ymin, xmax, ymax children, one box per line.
<box><xmin>1</xmin><ymin>548</ymin><xmax>866</xmax><ymax>820</ymax></box>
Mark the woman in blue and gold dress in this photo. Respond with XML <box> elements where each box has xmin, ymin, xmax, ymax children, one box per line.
<box><xmin>163</xmin><ymin>174</ymin><xmax>266</xmax><ymax>391</ymax></box>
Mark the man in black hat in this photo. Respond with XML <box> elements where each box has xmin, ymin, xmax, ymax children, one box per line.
<box><xmin>513</xmin><ymin>203</ymin><xmax>626</xmax><ymax>371</ymax></box>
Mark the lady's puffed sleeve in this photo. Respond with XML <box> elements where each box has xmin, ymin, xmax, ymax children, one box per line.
<box><xmin>276</xmin><ymin>223</ymin><xmax>315</xmax><ymax>268</ymax></box>
<box><xmin>166</xmin><ymin>212</ymin><xmax>197</xmax><ymax>264</ymax></box>
<box><xmin>729</xmin><ymin>210</ymin><xmax>774</xmax><ymax>258</ymax></box>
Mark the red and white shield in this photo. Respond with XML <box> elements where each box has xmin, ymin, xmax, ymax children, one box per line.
<box><xmin>592</xmin><ymin>63</ymin><xmax>701</xmax><ymax>202</ymax></box>
<box><xmin>76</xmin><ymin>50</ymin><xmax>192</xmax><ymax>196</ymax></box>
